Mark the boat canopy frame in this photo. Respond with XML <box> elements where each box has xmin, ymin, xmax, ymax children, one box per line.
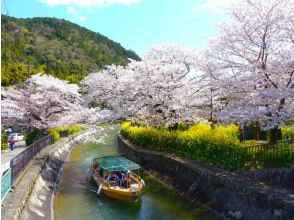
<box><xmin>92</xmin><ymin>156</ymin><xmax>141</xmax><ymax>172</ymax></box>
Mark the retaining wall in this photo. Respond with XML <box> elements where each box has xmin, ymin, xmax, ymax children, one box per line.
<box><xmin>118</xmin><ymin>135</ymin><xmax>294</xmax><ymax>220</ymax></box>
<box><xmin>239</xmin><ymin>168</ymin><xmax>294</xmax><ymax>192</ymax></box>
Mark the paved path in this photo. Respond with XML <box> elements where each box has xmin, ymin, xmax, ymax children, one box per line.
<box><xmin>1</xmin><ymin>141</ymin><xmax>26</xmax><ymax>174</ymax></box>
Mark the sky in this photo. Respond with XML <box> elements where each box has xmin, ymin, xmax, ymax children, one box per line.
<box><xmin>1</xmin><ymin>0</ymin><xmax>235</xmax><ymax>57</ymax></box>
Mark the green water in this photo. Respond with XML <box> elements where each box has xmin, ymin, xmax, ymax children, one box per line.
<box><xmin>55</xmin><ymin>125</ymin><xmax>221</xmax><ymax>220</ymax></box>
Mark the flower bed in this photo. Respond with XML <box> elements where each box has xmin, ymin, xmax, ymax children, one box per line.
<box><xmin>121</xmin><ymin>122</ymin><xmax>294</xmax><ymax>171</ymax></box>
<box><xmin>121</xmin><ymin>122</ymin><xmax>248</xmax><ymax>171</ymax></box>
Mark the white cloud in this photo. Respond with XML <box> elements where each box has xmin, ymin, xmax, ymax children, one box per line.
<box><xmin>67</xmin><ymin>6</ymin><xmax>77</xmax><ymax>15</ymax></box>
<box><xmin>40</xmin><ymin>0</ymin><xmax>141</xmax><ymax>8</ymax></box>
<box><xmin>198</xmin><ymin>0</ymin><xmax>240</xmax><ymax>14</ymax></box>
<box><xmin>79</xmin><ymin>16</ymin><xmax>87</xmax><ymax>22</ymax></box>
<box><xmin>66</xmin><ymin>5</ymin><xmax>87</xmax><ymax>22</ymax></box>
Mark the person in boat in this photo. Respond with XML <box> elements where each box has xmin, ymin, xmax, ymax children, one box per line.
<box><xmin>106</xmin><ymin>172</ymin><xmax>118</xmax><ymax>183</ymax></box>
<box><xmin>114</xmin><ymin>171</ymin><xmax>123</xmax><ymax>186</ymax></box>
<box><xmin>93</xmin><ymin>163</ymin><xmax>99</xmax><ymax>171</ymax></box>
<box><xmin>119</xmin><ymin>172</ymin><xmax>125</xmax><ymax>187</ymax></box>
<box><xmin>99</xmin><ymin>167</ymin><xmax>104</xmax><ymax>177</ymax></box>
<box><xmin>123</xmin><ymin>174</ymin><xmax>131</xmax><ymax>188</ymax></box>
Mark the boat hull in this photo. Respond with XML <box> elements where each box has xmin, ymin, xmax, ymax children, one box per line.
<box><xmin>102</xmin><ymin>186</ymin><xmax>143</xmax><ymax>201</ymax></box>
<box><xmin>91</xmin><ymin>172</ymin><xmax>143</xmax><ymax>201</ymax></box>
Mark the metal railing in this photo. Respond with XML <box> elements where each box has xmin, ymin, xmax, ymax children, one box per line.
<box><xmin>1</xmin><ymin>168</ymin><xmax>12</xmax><ymax>202</ymax></box>
<box><xmin>10</xmin><ymin>135</ymin><xmax>54</xmax><ymax>183</ymax></box>
<box><xmin>242</xmin><ymin>139</ymin><xmax>294</xmax><ymax>165</ymax></box>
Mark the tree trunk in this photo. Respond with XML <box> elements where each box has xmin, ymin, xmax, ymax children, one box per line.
<box><xmin>253</xmin><ymin>122</ymin><xmax>260</xmax><ymax>140</ymax></box>
<box><xmin>269</xmin><ymin>126</ymin><xmax>282</xmax><ymax>144</ymax></box>
<box><xmin>169</xmin><ymin>123</ymin><xmax>178</xmax><ymax>131</ymax></box>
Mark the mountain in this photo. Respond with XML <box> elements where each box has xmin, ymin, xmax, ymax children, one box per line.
<box><xmin>1</xmin><ymin>15</ymin><xmax>141</xmax><ymax>85</ymax></box>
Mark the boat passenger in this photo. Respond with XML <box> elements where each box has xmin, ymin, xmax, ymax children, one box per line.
<box><xmin>115</xmin><ymin>171</ymin><xmax>122</xmax><ymax>180</ymax></box>
<box><xmin>114</xmin><ymin>172</ymin><xmax>123</xmax><ymax>185</ymax></box>
<box><xmin>106</xmin><ymin>173</ymin><xmax>118</xmax><ymax>182</ymax></box>
<box><xmin>119</xmin><ymin>172</ymin><xmax>125</xmax><ymax>186</ymax></box>
<box><xmin>123</xmin><ymin>175</ymin><xmax>131</xmax><ymax>188</ymax></box>
<box><xmin>105</xmin><ymin>173</ymin><xmax>112</xmax><ymax>182</ymax></box>
<box><xmin>93</xmin><ymin>163</ymin><xmax>99</xmax><ymax>171</ymax></box>
<box><xmin>99</xmin><ymin>168</ymin><xmax>104</xmax><ymax>177</ymax></box>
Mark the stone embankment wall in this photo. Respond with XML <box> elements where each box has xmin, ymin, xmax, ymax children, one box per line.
<box><xmin>239</xmin><ymin>168</ymin><xmax>294</xmax><ymax>192</ymax></box>
<box><xmin>21</xmin><ymin>128</ymin><xmax>102</xmax><ymax>220</ymax></box>
<box><xmin>4</xmin><ymin>128</ymin><xmax>100</xmax><ymax>220</ymax></box>
<box><xmin>118</xmin><ymin>135</ymin><xmax>294</xmax><ymax>220</ymax></box>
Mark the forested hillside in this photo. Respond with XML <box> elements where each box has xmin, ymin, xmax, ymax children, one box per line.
<box><xmin>1</xmin><ymin>15</ymin><xmax>140</xmax><ymax>85</ymax></box>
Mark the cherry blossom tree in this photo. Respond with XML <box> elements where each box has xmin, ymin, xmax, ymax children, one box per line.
<box><xmin>1</xmin><ymin>74</ymin><xmax>112</xmax><ymax>129</ymax></box>
<box><xmin>82</xmin><ymin>45</ymin><xmax>207</xmax><ymax>126</ymax></box>
<box><xmin>208</xmin><ymin>0</ymin><xmax>294</xmax><ymax>141</ymax></box>
<box><xmin>195</xmin><ymin>53</ymin><xmax>227</xmax><ymax>123</ymax></box>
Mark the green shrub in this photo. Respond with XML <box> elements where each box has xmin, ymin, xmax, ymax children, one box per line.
<box><xmin>58</xmin><ymin>125</ymin><xmax>69</xmax><ymax>132</ymax></box>
<box><xmin>68</xmin><ymin>125</ymin><xmax>82</xmax><ymax>135</ymax></box>
<box><xmin>1</xmin><ymin>142</ymin><xmax>9</xmax><ymax>150</ymax></box>
<box><xmin>1</xmin><ymin>133</ymin><xmax>9</xmax><ymax>150</ymax></box>
<box><xmin>25</xmin><ymin>129</ymin><xmax>43</xmax><ymax>146</ymax></box>
<box><xmin>178</xmin><ymin>121</ymin><xmax>189</xmax><ymax>131</ymax></box>
<box><xmin>48</xmin><ymin>125</ymin><xmax>83</xmax><ymax>142</ymax></box>
<box><xmin>280</xmin><ymin>126</ymin><xmax>294</xmax><ymax>139</ymax></box>
<box><xmin>48</xmin><ymin>128</ymin><xmax>61</xmax><ymax>142</ymax></box>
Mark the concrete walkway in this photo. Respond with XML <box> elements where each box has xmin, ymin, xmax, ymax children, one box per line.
<box><xmin>1</xmin><ymin>141</ymin><xmax>26</xmax><ymax>174</ymax></box>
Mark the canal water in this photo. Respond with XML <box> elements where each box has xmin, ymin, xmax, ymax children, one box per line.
<box><xmin>54</xmin><ymin>125</ymin><xmax>221</xmax><ymax>220</ymax></box>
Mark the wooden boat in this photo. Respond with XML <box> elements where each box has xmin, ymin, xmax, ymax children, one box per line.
<box><xmin>90</xmin><ymin>156</ymin><xmax>145</xmax><ymax>201</ymax></box>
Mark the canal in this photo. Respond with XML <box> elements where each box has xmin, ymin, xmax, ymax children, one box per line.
<box><xmin>54</xmin><ymin>125</ymin><xmax>221</xmax><ymax>220</ymax></box>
